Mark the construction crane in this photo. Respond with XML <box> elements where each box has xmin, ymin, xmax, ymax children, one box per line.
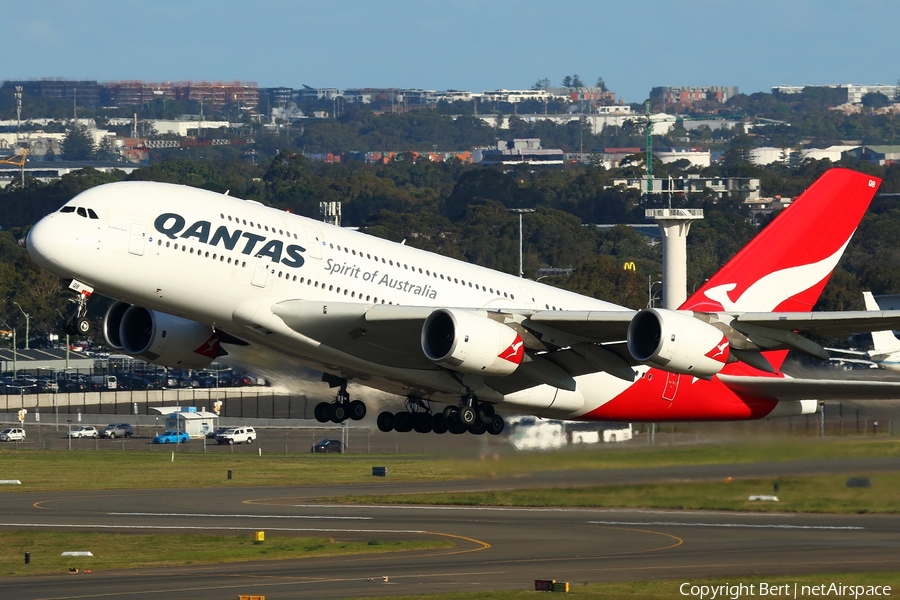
<box><xmin>0</xmin><ymin>149</ymin><xmax>29</xmax><ymax>187</ymax></box>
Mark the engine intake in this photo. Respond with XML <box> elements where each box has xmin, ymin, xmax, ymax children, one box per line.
<box><xmin>627</xmin><ymin>308</ymin><xmax>730</xmax><ymax>377</ymax></box>
<box><xmin>110</xmin><ymin>305</ymin><xmax>220</xmax><ymax>369</ymax></box>
<box><xmin>421</xmin><ymin>309</ymin><xmax>524</xmax><ymax>376</ymax></box>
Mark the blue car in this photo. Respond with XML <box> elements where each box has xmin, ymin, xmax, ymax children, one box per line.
<box><xmin>153</xmin><ymin>430</ymin><xmax>190</xmax><ymax>444</ymax></box>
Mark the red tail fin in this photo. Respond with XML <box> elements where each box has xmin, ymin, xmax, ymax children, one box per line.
<box><xmin>682</xmin><ymin>168</ymin><xmax>880</xmax><ymax>313</ymax></box>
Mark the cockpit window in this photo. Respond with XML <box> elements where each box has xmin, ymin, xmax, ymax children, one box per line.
<box><xmin>60</xmin><ymin>206</ymin><xmax>76</xmax><ymax>213</ymax></box>
<box><xmin>76</xmin><ymin>208</ymin><xmax>87</xmax><ymax>217</ymax></box>
<box><xmin>87</xmin><ymin>208</ymin><xmax>99</xmax><ymax>219</ymax></box>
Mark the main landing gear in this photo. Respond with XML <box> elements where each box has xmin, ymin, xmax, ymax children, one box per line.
<box><xmin>378</xmin><ymin>394</ymin><xmax>504</xmax><ymax>436</ymax></box>
<box><xmin>314</xmin><ymin>378</ymin><xmax>366</xmax><ymax>424</ymax></box>
<box><xmin>64</xmin><ymin>280</ymin><xmax>94</xmax><ymax>336</ymax></box>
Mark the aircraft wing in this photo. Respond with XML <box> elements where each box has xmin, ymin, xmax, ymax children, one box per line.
<box><xmin>734</xmin><ymin>310</ymin><xmax>900</xmax><ymax>337</ymax></box>
<box><xmin>270</xmin><ymin>300</ymin><xmax>438</xmax><ymax>369</ymax></box>
<box><xmin>718</xmin><ymin>374</ymin><xmax>900</xmax><ymax>401</ymax></box>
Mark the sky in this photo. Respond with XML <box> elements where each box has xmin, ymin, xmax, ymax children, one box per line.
<box><xmin>7</xmin><ymin>0</ymin><xmax>900</xmax><ymax>103</ymax></box>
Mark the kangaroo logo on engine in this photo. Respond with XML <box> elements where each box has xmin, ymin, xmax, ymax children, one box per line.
<box><xmin>154</xmin><ymin>213</ymin><xmax>306</xmax><ymax>268</ymax></box>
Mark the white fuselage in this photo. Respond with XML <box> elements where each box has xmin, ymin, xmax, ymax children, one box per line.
<box><xmin>28</xmin><ymin>181</ymin><xmax>638</xmax><ymax>418</ymax></box>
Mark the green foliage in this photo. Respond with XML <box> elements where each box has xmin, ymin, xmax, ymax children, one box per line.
<box><xmin>61</xmin><ymin>125</ymin><xmax>96</xmax><ymax>160</ymax></box>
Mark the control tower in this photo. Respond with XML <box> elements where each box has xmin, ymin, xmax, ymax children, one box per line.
<box><xmin>645</xmin><ymin>208</ymin><xmax>704</xmax><ymax>309</ymax></box>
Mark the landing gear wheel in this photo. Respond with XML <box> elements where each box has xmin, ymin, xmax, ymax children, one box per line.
<box><xmin>478</xmin><ymin>403</ymin><xmax>495</xmax><ymax>424</ymax></box>
<box><xmin>448</xmin><ymin>420</ymin><xmax>467</xmax><ymax>435</ymax></box>
<box><xmin>459</xmin><ymin>406</ymin><xmax>477</xmax><ymax>426</ymax></box>
<box><xmin>64</xmin><ymin>316</ymin><xmax>79</xmax><ymax>336</ymax></box>
<box><xmin>468</xmin><ymin>419</ymin><xmax>487</xmax><ymax>435</ymax></box>
<box><xmin>392</xmin><ymin>412</ymin><xmax>413</xmax><ymax>433</ymax></box>
<box><xmin>487</xmin><ymin>415</ymin><xmax>505</xmax><ymax>435</ymax></box>
<box><xmin>413</xmin><ymin>412</ymin><xmax>432</xmax><ymax>434</ymax></box>
<box><xmin>348</xmin><ymin>400</ymin><xmax>367</xmax><ymax>421</ymax></box>
<box><xmin>443</xmin><ymin>405</ymin><xmax>459</xmax><ymax>423</ymax></box>
<box><xmin>314</xmin><ymin>402</ymin><xmax>332</xmax><ymax>423</ymax></box>
<box><xmin>75</xmin><ymin>317</ymin><xmax>91</xmax><ymax>335</ymax></box>
<box><xmin>431</xmin><ymin>413</ymin><xmax>448</xmax><ymax>434</ymax></box>
<box><xmin>330</xmin><ymin>403</ymin><xmax>347</xmax><ymax>423</ymax></box>
<box><xmin>377</xmin><ymin>411</ymin><xmax>394</xmax><ymax>432</ymax></box>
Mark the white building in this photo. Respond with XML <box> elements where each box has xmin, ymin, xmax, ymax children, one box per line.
<box><xmin>656</xmin><ymin>148</ymin><xmax>711</xmax><ymax>168</ymax></box>
<box><xmin>611</xmin><ymin>176</ymin><xmax>761</xmax><ymax>200</ymax></box>
<box><xmin>750</xmin><ymin>147</ymin><xmax>791</xmax><ymax>166</ymax></box>
<box><xmin>477</xmin><ymin>111</ymin><xmax>674</xmax><ymax>136</ymax></box>
<box><xmin>148</xmin><ymin>119</ymin><xmax>231</xmax><ymax>136</ymax></box>
<box><xmin>800</xmin><ymin>145</ymin><xmax>858</xmax><ymax>162</ymax></box>
<box><xmin>773</xmin><ymin>84</ymin><xmax>897</xmax><ymax>104</ymax></box>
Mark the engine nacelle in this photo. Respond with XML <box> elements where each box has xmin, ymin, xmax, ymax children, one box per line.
<box><xmin>421</xmin><ymin>309</ymin><xmax>524</xmax><ymax>376</ymax></box>
<box><xmin>116</xmin><ymin>305</ymin><xmax>220</xmax><ymax>369</ymax></box>
<box><xmin>627</xmin><ymin>308</ymin><xmax>730</xmax><ymax>377</ymax></box>
<box><xmin>103</xmin><ymin>301</ymin><xmax>131</xmax><ymax>350</ymax></box>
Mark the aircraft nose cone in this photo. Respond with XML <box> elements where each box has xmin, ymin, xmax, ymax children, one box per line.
<box><xmin>27</xmin><ymin>215</ymin><xmax>63</xmax><ymax>271</ymax></box>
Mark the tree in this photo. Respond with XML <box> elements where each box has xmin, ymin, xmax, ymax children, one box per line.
<box><xmin>572</xmin><ymin>74</ymin><xmax>584</xmax><ymax>88</ymax></box>
<box><xmin>596</xmin><ymin>77</ymin><xmax>608</xmax><ymax>92</ymax></box>
<box><xmin>532</xmin><ymin>78</ymin><xmax>551</xmax><ymax>91</ymax></box>
<box><xmin>61</xmin><ymin>126</ymin><xmax>96</xmax><ymax>160</ymax></box>
<box><xmin>861</xmin><ymin>92</ymin><xmax>891</xmax><ymax>109</ymax></box>
<box><xmin>561</xmin><ymin>76</ymin><xmax>573</xmax><ymax>88</ymax></box>
<box><xmin>96</xmin><ymin>136</ymin><xmax>117</xmax><ymax>161</ymax></box>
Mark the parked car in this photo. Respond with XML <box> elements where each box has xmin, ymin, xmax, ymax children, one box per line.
<box><xmin>215</xmin><ymin>426</ymin><xmax>256</xmax><ymax>445</ymax></box>
<box><xmin>100</xmin><ymin>423</ymin><xmax>133</xmax><ymax>439</ymax></box>
<box><xmin>0</xmin><ymin>428</ymin><xmax>26</xmax><ymax>442</ymax></box>
<box><xmin>311</xmin><ymin>439</ymin><xmax>342</xmax><ymax>453</ymax></box>
<box><xmin>67</xmin><ymin>426</ymin><xmax>99</xmax><ymax>439</ymax></box>
<box><xmin>206</xmin><ymin>427</ymin><xmax>229</xmax><ymax>439</ymax></box>
<box><xmin>153</xmin><ymin>430</ymin><xmax>190</xmax><ymax>444</ymax></box>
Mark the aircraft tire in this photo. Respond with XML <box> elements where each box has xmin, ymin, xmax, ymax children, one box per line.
<box><xmin>314</xmin><ymin>402</ymin><xmax>331</xmax><ymax>423</ymax></box>
<box><xmin>331</xmin><ymin>403</ymin><xmax>347</xmax><ymax>423</ymax></box>
<box><xmin>376</xmin><ymin>411</ymin><xmax>394</xmax><ymax>432</ymax></box>
<box><xmin>349</xmin><ymin>400</ymin><xmax>367</xmax><ymax>421</ymax></box>
<box><xmin>76</xmin><ymin>317</ymin><xmax>91</xmax><ymax>334</ymax></box>
<box><xmin>478</xmin><ymin>403</ymin><xmax>495</xmax><ymax>424</ymax></box>
<box><xmin>487</xmin><ymin>415</ymin><xmax>505</xmax><ymax>435</ymax></box>
<box><xmin>468</xmin><ymin>419</ymin><xmax>487</xmax><ymax>435</ymax></box>
<box><xmin>431</xmin><ymin>414</ymin><xmax>448</xmax><ymax>434</ymax></box>
<box><xmin>442</xmin><ymin>405</ymin><xmax>459</xmax><ymax>423</ymax></box>
<box><xmin>392</xmin><ymin>412</ymin><xmax>413</xmax><ymax>433</ymax></box>
<box><xmin>448</xmin><ymin>420</ymin><xmax>467</xmax><ymax>435</ymax></box>
<box><xmin>64</xmin><ymin>316</ymin><xmax>79</xmax><ymax>336</ymax></box>
<box><xmin>459</xmin><ymin>406</ymin><xmax>477</xmax><ymax>426</ymax></box>
<box><xmin>413</xmin><ymin>412</ymin><xmax>432</xmax><ymax>434</ymax></box>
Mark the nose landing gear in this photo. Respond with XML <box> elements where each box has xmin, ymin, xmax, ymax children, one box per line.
<box><xmin>63</xmin><ymin>280</ymin><xmax>94</xmax><ymax>336</ymax></box>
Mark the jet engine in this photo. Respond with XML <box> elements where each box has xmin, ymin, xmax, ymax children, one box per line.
<box><xmin>627</xmin><ymin>308</ymin><xmax>730</xmax><ymax>378</ymax></box>
<box><xmin>103</xmin><ymin>302</ymin><xmax>220</xmax><ymax>369</ymax></box>
<box><xmin>421</xmin><ymin>309</ymin><xmax>524</xmax><ymax>376</ymax></box>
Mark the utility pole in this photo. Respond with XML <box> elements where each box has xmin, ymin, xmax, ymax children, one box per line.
<box><xmin>13</xmin><ymin>303</ymin><xmax>30</xmax><ymax>350</ymax></box>
<box><xmin>507</xmin><ymin>208</ymin><xmax>535</xmax><ymax>277</ymax></box>
<box><xmin>645</xmin><ymin>100</ymin><xmax>653</xmax><ymax>195</ymax></box>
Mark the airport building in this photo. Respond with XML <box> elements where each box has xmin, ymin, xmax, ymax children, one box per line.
<box><xmin>772</xmin><ymin>83</ymin><xmax>898</xmax><ymax>104</ymax></box>
<box><xmin>650</xmin><ymin>85</ymin><xmax>739</xmax><ymax>105</ymax></box>
<box><xmin>610</xmin><ymin>176</ymin><xmax>762</xmax><ymax>200</ymax></box>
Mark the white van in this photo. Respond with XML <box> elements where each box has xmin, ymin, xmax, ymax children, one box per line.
<box><xmin>89</xmin><ymin>375</ymin><xmax>117</xmax><ymax>390</ymax></box>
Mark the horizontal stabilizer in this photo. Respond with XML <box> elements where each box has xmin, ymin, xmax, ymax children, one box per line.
<box><xmin>719</xmin><ymin>374</ymin><xmax>900</xmax><ymax>401</ymax></box>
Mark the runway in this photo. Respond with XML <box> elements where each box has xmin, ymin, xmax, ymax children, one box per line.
<box><xmin>2</xmin><ymin>458</ymin><xmax>900</xmax><ymax>599</ymax></box>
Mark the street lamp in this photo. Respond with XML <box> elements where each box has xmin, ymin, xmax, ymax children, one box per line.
<box><xmin>13</xmin><ymin>302</ymin><xmax>30</xmax><ymax>350</ymax></box>
<box><xmin>507</xmin><ymin>208</ymin><xmax>535</xmax><ymax>278</ymax></box>
<box><xmin>648</xmin><ymin>277</ymin><xmax>663</xmax><ymax>308</ymax></box>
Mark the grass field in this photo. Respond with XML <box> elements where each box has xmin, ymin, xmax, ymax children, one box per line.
<box><xmin>322</xmin><ymin>471</ymin><xmax>900</xmax><ymax>513</ymax></box>
<box><xmin>344</xmin><ymin>572</ymin><xmax>900</xmax><ymax>600</ymax></box>
<box><xmin>0</xmin><ymin>531</ymin><xmax>452</xmax><ymax>578</ymax></box>
<box><xmin>1</xmin><ymin>437</ymin><xmax>898</xmax><ymax>493</ymax></box>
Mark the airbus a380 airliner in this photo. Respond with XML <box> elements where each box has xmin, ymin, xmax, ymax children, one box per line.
<box><xmin>26</xmin><ymin>168</ymin><xmax>900</xmax><ymax>435</ymax></box>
